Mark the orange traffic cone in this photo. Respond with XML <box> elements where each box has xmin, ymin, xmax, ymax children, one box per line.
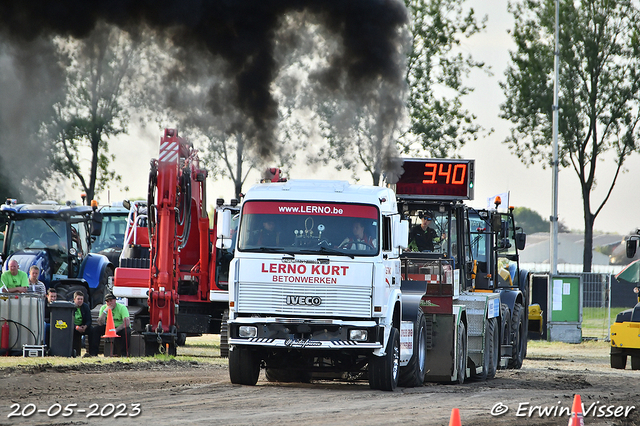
<box><xmin>102</xmin><ymin>308</ymin><xmax>119</xmax><ymax>338</ymax></box>
<box><xmin>568</xmin><ymin>394</ymin><xmax>584</xmax><ymax>426</ymax></box>
<box><xmin>449</xmin><ymin>408</ymin><xmax>461</xmax><ymax>426</ymax></box>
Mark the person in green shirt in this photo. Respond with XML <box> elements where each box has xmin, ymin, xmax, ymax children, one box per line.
<box><xmin>1</xmin><ymin>260</ymin><xmax>28</xmax><ymax>293</ymax></box>
<box><xmin>72</xmin><ymin>291</ymin><xmax>92</xmax><ymax>357</ymax></box>
<box><xmin>88</xmin><ymin>293</ymin><xmax>131</xmax><ymax>356</ymax></box>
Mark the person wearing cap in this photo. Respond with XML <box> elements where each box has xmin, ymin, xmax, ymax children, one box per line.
<box><xmin>409</xmin><ymin>211</ymin><xmax>440</xmax><ymax>252</ymax></box>
<box><xmin>88</xmin><ymin>293</ymin><xmax>131</xmax><ymax>357</ymax></box>
<box><xmin>72</xmin><ymin>291</ymin><xmax>92</xmax><ymax>357</ymax></box>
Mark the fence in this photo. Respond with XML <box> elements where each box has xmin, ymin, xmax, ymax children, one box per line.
<box><xmin>528</xmin><ymin>271</ymin><xmax>614</xmax><ymax>341</ymax></box>
<box><xmin>579</xmin><ymin>272</ymin><xmax>611</xmax><ymax>341</ymax></box>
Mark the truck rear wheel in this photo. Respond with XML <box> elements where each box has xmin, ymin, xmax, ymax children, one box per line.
<box><xmin>610</xmin><ymin>352</ymin><xmax>627</xmax><ymax>369</ymax></box>
<box><xmin>508</xmin><ymin>303</ymin><xmax>526</xmax><ymax>369</ymax></box>
<box><xmin>229</xmin><ymin>346</ymin><xmax>260</xmax><ymax>386</ymax></box>
<box><xmin>399</xmin><ymin>310</ymin><xmax>427</xmax><ymax>387</ymax></box>
<box><xmin>368</xmin><ymin>327</ymin><xmax>400</xmax><ymax>391</ymax></box>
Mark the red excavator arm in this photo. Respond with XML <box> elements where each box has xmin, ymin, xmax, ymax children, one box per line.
<box><xmin>145</xmin><ymin>129</ymin><xmax>217</xmax><ymax>354</ymax></box>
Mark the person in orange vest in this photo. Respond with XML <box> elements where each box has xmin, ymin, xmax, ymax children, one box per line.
<box><xmin>87</xmin><ymin>294</ymin><xmax>131</xmax><ymax>357</ymax></box>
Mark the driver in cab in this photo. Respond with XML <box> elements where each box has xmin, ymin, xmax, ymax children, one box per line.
<box><xmin>408</xmin><ymin>211</ymin><xmax>441</xmax><ymax>252</ymax></box>
<box><xmin>339</xmin><ymin>220</ymin><xmax>376</xmax><ymax>250</ymax></box>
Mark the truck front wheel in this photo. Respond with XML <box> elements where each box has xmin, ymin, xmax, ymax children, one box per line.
<box><xmin>369</xmin><ymin>327</ymin><xmax>400</xmax><ymax>391</ymax></box>
<box><xmin>399</xmin><ymin>310</ymin><xmax>427</xmax><ymax>387</ymax></box>
<box><xmin>229</xmin><ymin>346</ymin><xmax>260</xmax><ymax>386</ymax></box>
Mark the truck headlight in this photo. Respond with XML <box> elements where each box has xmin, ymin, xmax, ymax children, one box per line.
<box><xmin>349</xmin><ymin>329</ymin><xmax>368</xmax><ymax>341</ymax></box>
<box><xmin>239</xmin><ymin>326</ymin><xmax>257</xmax><ymax>338</ymax></box>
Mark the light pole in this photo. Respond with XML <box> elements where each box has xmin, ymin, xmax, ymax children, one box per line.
<box><xmin>550</xmin><ymin>0</ymin><xmax>560</xmax><ymax>275</ymax></box>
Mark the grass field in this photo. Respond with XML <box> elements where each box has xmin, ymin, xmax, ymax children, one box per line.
<box><xmin>581</xmin><ymin>306</ymin><xmax>631</xmax><ymax>339</ymax></box>
<box><xmin>0</xmin><ymin>334</ymin><xmax>227</xmax><ymax>369</ymax></box>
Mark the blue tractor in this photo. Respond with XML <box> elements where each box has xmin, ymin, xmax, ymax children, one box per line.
<box><xmin>0</xmin><ymin>199</ymin><xmax>114</xmax><ymax>308</ymax></box>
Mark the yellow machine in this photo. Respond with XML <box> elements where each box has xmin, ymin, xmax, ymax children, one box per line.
<box><xmin>611</xmin><ymin>230</ymin><xmax>640</xmax><ymax>369</ymax></box>
<box><xmin>528</xmin><ymin>304</ymin><xmax>543</xmax><ymax>337</ymax></box>
<box><xmin>610</xmin><ymin>286</ymin><xmax>640</xmax><ymax>369</ymax></box>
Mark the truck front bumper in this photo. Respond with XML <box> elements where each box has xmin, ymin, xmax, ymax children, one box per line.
<box><xmin>228</xmin><ymin>317</ymin><xmax>383</xmax><ymax>350</ymax></box>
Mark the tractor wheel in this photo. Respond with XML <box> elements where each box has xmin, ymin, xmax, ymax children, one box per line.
<box><xmin>229</xmin><ymin>346</ymin><xmax>260</xmax><ymax>386</ymax></box>
<box><xmin>487</xmin><ymin>317</ymin><xmax>499</xmax><ymax>379</ymax></box>
<box><xmin>630</xmin><ymin>355</ymin><xmax>640</xmax><ymax>370</ymax></box>
<box><xmin>55</xmin><ymin>284</ymin><xmax>89</xmax><ymax>304</ymax></box>
<box><xmin>399</xmin><ymin>309</ymin><xmax>427</xmax><ymax>387</ymax></box>
<box><xmin>610</xmin><ymin>353</ymin><xmax>627</xmax><ymax>369</ymax></box>
<box><xmin>453</xmin><ymin>321</ymin><xmax>467</xmax><ymax>384</ymax></box>
<box><xmin>499</xmin><ymin>303</ymin><xmax>510</xmax><ymax>370</ymax></box>
<box><xmin>508</xmin><ymin>303</ymin><xmax>526</xmax><ymax>369</ymax></box>
<box><xmin>369</xmin><ymin>327</ymin><xmax>400</xmax><ymax>391</ymax></box>
<box><xmin>90</xmin><ymin>267</ymin><xmax>113</xmax><ymax>309</ymax></box>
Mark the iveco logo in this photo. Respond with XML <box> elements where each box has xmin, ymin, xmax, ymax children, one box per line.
<box><xmin>286</xmin><ymin>295</ymin><xmax>322</xmax><ymax>306</ymax></box>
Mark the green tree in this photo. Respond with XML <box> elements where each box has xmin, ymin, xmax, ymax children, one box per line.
<box><xmin>501</xmin><ymin>0</ymin><xmax>640</xmax><ymax>271</ymax></box>
<box><xmin>47</xmin><ymin>23</ymin><xmax>149</xmax><ymax>203</ymax></box>
<box><xmin>513</xmin><ymin>207</ymin><xmax>549</xmax><ymax>234</ymax></box>
<box><xmin>313</xmin><ymin>0</ymin><xmax>487</xmax><ymax>185</ymax></box>
<box><xmin>400</xmin><ymin>0</ymin><xmax>487</xmax><ymax>157</ymax></box>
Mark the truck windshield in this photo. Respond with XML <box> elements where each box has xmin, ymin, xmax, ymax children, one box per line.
<box><xmin>237</xmin><ymin>201</ymin><xmax>380</xmax><ymax>256</ymax></box>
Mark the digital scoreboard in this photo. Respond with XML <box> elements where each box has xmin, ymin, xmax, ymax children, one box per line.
<box><xmin>395</xmin><ymin>159</ymin><xmax>474</xmax><ymax>200</ymax></box>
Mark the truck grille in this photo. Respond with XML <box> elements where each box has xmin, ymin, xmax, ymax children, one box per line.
<box><xmin>237</xmin><ymin>283</ymin><xmax>372</xmax><ymax>318</ymax></box>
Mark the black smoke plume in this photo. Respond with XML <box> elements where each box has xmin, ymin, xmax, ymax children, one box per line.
<box><xmin>0</xmin><ymin>0</ymin><xmax>407</xmax><ymax>163</ymax></box>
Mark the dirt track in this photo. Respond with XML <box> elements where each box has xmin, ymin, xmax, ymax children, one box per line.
<box><xmin>0</xmin><ymin>341</ymin><xmax>638</xmax><ymax>426</ymax></box>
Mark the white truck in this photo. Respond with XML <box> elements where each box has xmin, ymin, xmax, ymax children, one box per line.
<box><xmin>227</xmin><ymin>161</ymin><xmax>523</xmax><ymax>390</ymax></box>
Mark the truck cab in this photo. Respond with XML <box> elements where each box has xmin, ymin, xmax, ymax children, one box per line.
<box><xmin>227</xmin><ymin>180</ymin><xmax>410</xmax><ymax>390</ymax></box>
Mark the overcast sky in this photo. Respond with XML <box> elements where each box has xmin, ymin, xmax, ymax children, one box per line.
<box><xmin>101</xmin><ymin>0</ymin><xmax>639</xmax><ymax>236</ymax></box>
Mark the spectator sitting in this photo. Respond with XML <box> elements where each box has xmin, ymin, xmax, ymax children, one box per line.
<box><xmin>71</xmin><ymin>291</ymin><xmax>92</xmax><ymax>357</ymax></box>
<box><xmin>1</xmin><ymin>259</ymin><xmax>28</xmax><ymax>293</ymax></box>
<box><xmin>27</xmin><ymin>265</ymin><xmax>46</xmax><ymax>295</ymax></box>
<box><xmin>88</xmin><ymin>293</ymin><xmax>131</xmax><ymax>357</ymax></box>
<box><xmin>44</xmin><ymin>288</ymin><xmax>57</xmax><ymax>347</ymax></box>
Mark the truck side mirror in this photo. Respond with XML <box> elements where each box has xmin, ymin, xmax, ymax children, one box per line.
<box><xmin>217</xmin><ymin>209</ymin><xmax>232</xmax><ymax>240</ymax></box>
<box><xmin>122</xmin><ymin>199</ymin><xmax>131</xmax><ymax>210</ymax></box>
<box><xmin>90</xmin><ymin>211</ymin><xmax>103</xmax><ymax>236</ymax></box>
<box><xmin>395</xmin><ymin>219</ymin><xmax>409</xmax><ymax>250</ymax></box>
<box><xmin>627</xmin><ymin>239</ymin><xmax>638</xmax><ymax>258</ymax></box>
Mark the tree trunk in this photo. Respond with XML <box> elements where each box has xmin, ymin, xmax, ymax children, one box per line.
<box><xmin>88</xmin><ymin>130</ymin><xmax>100</xmax><ymax>203</ymax></box>
<box><xmin>582</xmin><ymin>197</ymin><xmax>594</xmax><ymax>273</ymax></box>
<box><xmin>234</xmin><ymin>134</ymin><xmax>244</xmax><ymax>199</ymax></box>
